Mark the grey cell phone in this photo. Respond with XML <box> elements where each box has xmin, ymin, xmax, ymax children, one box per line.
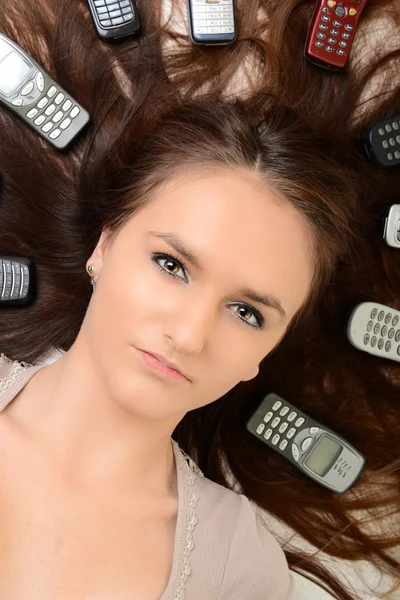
<box><xmin>0</xmin><ymin>33</ymin><xmax>90</xmax><ymax>150</ymax></box>
<box><xmin>347</xmin><ymin>301</ymin><xmax>400</xmax><ymax>363</ymax></box>
<box><xmin>0</xmin><ymin>255</ymin><xmax>35</xmax><ymax>306</ymax></box>
<box><xmin>187</xmin><ymin>0</ymin><xmax>237</xmax><ymax>46</ymax></box>
<box><xmin>383</xmin><ymin>204</ymin><xmax>400</xmax><ymax>249</ymax></box>
<box><xmin>246</xmin><ymin>393</ymin><xmax>366</xmax><ymax>494</ymax></box>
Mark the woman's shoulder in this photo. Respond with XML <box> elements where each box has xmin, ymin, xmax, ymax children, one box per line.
<box><xmin>185</xmin><ymin>463</ymin><xmax>292</xmax><ymax>599</ymax></box>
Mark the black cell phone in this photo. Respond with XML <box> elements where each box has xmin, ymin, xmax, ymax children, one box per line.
<box><xmin>304</xmin><ymin>0</ymin><xmax>367</xmax><ymax>71</ymax></box>
<box><xmin>0</xmin><ymin>33</ymin><xmax>90</xmax><ymax>150</ymax></box>
<box><xmin>86</xmin><ymin>0</ymin><xmax>141</xmax><ymax>41</ymax></box>
<box><xmin>247</xmin><ymin>393</ymin><xmax>365</xmax><ymax>493</ymax></box>
<box><xmin>0</xmin><ymin>256</ymin><xmax>36</xmax><ymax>307</ymax></box>
<box><xmin>187</xmin><ymin>0</ymin><xmax>237</xmax><ymax>46</ymax></box>
<box><xmin>363</xmin><ymin>115</ymin><xmax>400</xmax><ymax>167</ymax></box>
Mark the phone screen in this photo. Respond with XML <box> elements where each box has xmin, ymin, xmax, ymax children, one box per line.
<box><xmin>0</xmin><ymin>51</ymin><xmax>31</xmax><ymax>96</ymax></box>
<box><xmin>304</xmin><ymin>434</ymin><xmax>342</xmax><ymax>477</ymax></box>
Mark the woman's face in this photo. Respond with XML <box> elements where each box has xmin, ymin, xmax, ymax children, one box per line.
<box><xmin>86</xmin><ymin>168</ymin><xmax>314</xmax><ymax>417</ymax></box>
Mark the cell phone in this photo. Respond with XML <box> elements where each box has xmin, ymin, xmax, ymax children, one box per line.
<box><xmin>246</xmin><ymin>393</ymin><xmax>365</xmax><ymax>493</ymax></box>
<box><xmin>0</xmin><ymin>255</ymin><xmax>35</xmax><ymax>306</ymax></box>
<box><xmin>86</xmin><ymin>0</ymin><xmax>141</xmax><ymax>41</ymax></box>
<box><xmin>187</xmin><ymin>0</ymin><xmax>237</xmax><ymax>46</ymax></box>
<box><xmin>0</xmin><ymin>33</ymin><xmax>90</xmax><ymax>150</ymax></box>
<box><xmin>347</xmin><ymin>302</ymin><xmax>400</xmax><ymax>363</ymax></box>
<box><xmin>383</xmin><ymin>205</ymin><xmax>400</xmax><ymax>248</ymax></box>
<box><xmin>304</xmin><ymin>0</ymin><xmax>368</xmax><ymax>70</ymax></box>
<box><xmin>363</xmin><ymin>115</ymin><xmax>400</xmax><ymax>167</ymax></box>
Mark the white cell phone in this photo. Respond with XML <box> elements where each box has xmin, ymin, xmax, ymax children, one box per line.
<box><xmin>383</xmin><ymin>204</ymin><xmax>400</xmax><ymax>248</ymax></box>
<box><xmin>347</xmin><ymin>302</ymin><xmax>400</xmax><ymax>362</ymax></box>
<box><xmin>246</xmin><ymin>393</ymin><xmax>366</xmax><ymax>494</ymax></box>
<box><xmin>0</xmin><ymin>255</ymin><xmax>35</xmax><ymax>306</ymax></box>
<box><xmin>187</xmin><ymin>0</ymin><xmax>237</xmax><ymax>46</ymax></box>
<box><xmin>0</xmin><ymin>33</ymin><xmax>90</xmax><ymax>150</ymax></box>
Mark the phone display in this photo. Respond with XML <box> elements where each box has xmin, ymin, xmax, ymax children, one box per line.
<box><xmin>187</xmin><ymin>0</ymin><xmax>237</xmax><ymax>46</ymax></box>
<box><xmin>0</xmin><ymin>33</ymin><xmax>90</xmax><ymax>150</ymax></box>
<box><xmin>86</xmin><ymin>0</ymin><xmax>141</xmax><ymax>41</ymax></box>
<box><xmin>304</xmin><ymin>0</ymin><xmax>368</xmax><ymax>70</ymax></box>
<box><xmin>246</xmin><ymin>393</ymin><xmax>366</xmax><ymax>493</ymax></box>
<box><xmin>0</xmin><ymin>255</ymin><xmax>35</xmax><ymax>307</ymax></box>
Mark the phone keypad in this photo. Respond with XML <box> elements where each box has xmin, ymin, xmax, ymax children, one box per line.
<box><xmin>0</xmin><ymin>260</ymin><xmax>29</xmax><ymax>301</ymax></box>
<box><xmin>26</xmin><ymin>82</ymin><xmax>81</xmax><ymax>142</ymax></box>
<box><xmin>376</xmin><ymin>119</ymin><xmax>400</xmax><ymax>163</ymax></box>
<box><xmin>363</xmin><ymin>307</ymin><xmax>400</xmax><ymax>358</ymax></box>
<box><xmin>93</xmin><ymin>0</ymin><xmax>134</xmax><ymax>28</ymax></box>
<box><xmin>255</xmin><ymin>401</ymin><xmax>311</xmax><ymax>451</ymax></box>
<box><xmin>191</xmin><ymin>0</ymin><xmax>235</xmax><ymax>36</ymax></box>
<box><xmin>313</xmin><ymin>4</ymin><xmax>356</xmax><ymax>59</ymax></box>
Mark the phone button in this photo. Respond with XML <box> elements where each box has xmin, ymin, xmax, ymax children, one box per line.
<box><xmin>37</xmin><ymin>97</ymin><xmax>48</xmax><ymax>109</ymax></box>
<box><xmin>271</xmin><ymin>434</ymin><xmax>280</xmax><ymax>446</ymax></box>
<box><xmin>272</xmin><ymin>400</ymin><xmax>282</xmax><ymax>411</ymax></box>
<box><xmin>21</xmin><ymin>81</ymin><xmax>34</xmax><ymax>96</ymax></box>
<box><xmin>309</xmin><ymin>427</ymin><xmax>319</xmax><ymax>434</ymax></box>
<box><xmin>271</xmin><ymin>417</ymin><xmax>281</xmax><ymax>428</ymax></box>
<box><xmin>263</xmin><ymin>411</ymin><xmax>273</xmax><ymax>423</ymax></box>
<box><xmin>279</xmin><ymin>422</ymin><xmax>288</xmax><ymax>434</ymax></box>
<box><xmin>12</xmin><ymin>98</ymin><xmax>23</xmax><ymax>106</ymax></box>
<box><xmin>279</xmin><ymin>439</ymin><xmax>288</xmax><ymax>451</ymax></box>
<box><xmin>279</xmin><ymin>406</ymin><xmax>290</xmax><ymax>416</ymax></box>
<box><xmin>335</xmin><ymin>5</ymin><xmax>346</xmax><ymax>17</ymax></box>
<box><xmin>315</xmin><ymin>41</ymin><xmax>323</xmax><ymax>47</ymax></box>
<box><xmin>50</xmin><ymin>129</ymin><xmax>62</xmax><ymax>140</ymax></box>
<box><xmin>34</xmin><ymin>115</ymin><xmax>46</xmax><ymax>126</ymax></box>
<box><xmin>264</xmin><ymin>428</ymin><xmax>273</xmax><ymax>440</ymax></box>
<box><xmin>70</xmin><ymin>106</ymin><xmax>80</xmax><ymax>119</ymax></box>
<box><xmin>291</xmin><ymin>444</ymin><xmax>300</xmax><ymax>461</ymax></box>
<box><xmin>286</xmin><ymin>428</ymin><xmax>296</xmax><ymax>439</ymax></box>
<box><xmin>47</xmin><ymin>86</ymin><xmax>57</xmax><ymax>98</ymax></box>
<box><xmin>332</xmin><ymin>20</ymin><xmax>342</xmax><ymax>27</ymax></box>
<box><xmin>295</xmin><ymin>417</ymin><xmax>305</xmax><ymax>427</ymax></box>
<box><xmin>301</xmin><ymin>437</ymin><xmax>313</xmax><ymax>452</ymax></box>
<box><xmin>325</xmin><ymin>45</ymin><xmax>334</xmax><ymax>52</ymax></box>
<box><xmin>344</xmin><ymin>24</ymin><xmax>353</xmax><ymax>31</ymax></box>
<box><xmin>287</xmin><ymin>411</ymin><xmax>297</xmax><ymax>422</ymax></box>
<box><xmin>36</xmin><ymin>72</ymin><xmax>44</xmax><ymax>93</ymax></box>
<box><xmin>27</xmin><ymin>108</ymin><xmax>38</xmax><ymax>118</ymax></box>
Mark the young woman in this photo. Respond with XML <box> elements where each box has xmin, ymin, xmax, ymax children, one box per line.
<box><xmin>0</xmin><ymin>1</ymin><xmax>399</xmax><ymax>599</ymax></box>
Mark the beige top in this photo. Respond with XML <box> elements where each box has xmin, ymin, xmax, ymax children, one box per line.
<box><xmin>0</xmin><ymin>353</ymin><xmax>293</xmax><ymax>600</ymax></box>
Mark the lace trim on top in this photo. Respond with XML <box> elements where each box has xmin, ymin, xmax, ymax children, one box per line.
<box><xmin>173</xmin><ymin>452</ymin><xmax>204</xmax><ymax>599</ymax></box>
<box><xmin>0</xmin><ymin>353</ymin><xmax>33</xmax><ymax>395</ymax></box>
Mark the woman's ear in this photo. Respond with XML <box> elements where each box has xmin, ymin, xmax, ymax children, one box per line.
<box><xmin>87</xmin><ymin>228</ymin><xmax>112</xmax><ymax>273</ymax></box>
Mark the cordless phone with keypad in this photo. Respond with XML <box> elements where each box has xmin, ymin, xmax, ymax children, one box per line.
<box><xmin>86</xmin><ymin>0</ymin><xmax>141</xmax><ymax>41</ymax></box>
<box><xmin>304</xmin><ymin>0</ymin><xmax>368</xmax><ymax>70</ymax></box>
<box><xmin>188</xmin><ymin>0</ymin><xmax>237</xmax><ymax>45</ymax></box>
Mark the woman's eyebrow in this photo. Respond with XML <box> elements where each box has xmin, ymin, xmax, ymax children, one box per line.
<box><xmin>146</xmin><ymin>230</ymin><xmax>287</xmax><ymax>319</ymax></box>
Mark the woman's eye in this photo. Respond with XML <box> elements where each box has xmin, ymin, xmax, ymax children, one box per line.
<box><xmin>152</xmin><ymin>253</ymin><xmax>264</xmax><ymax>330</ymax></box>
<box><xmin>231</xmin><ymin>304</ymin><xmax>264</xmax><ymax>330</ymax></box>
<box><xmin>152</xmin><ymin>253</ymin><xmax>187</xmax><ymax>281</ymax></box>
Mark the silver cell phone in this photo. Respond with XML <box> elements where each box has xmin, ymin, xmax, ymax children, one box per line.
<box><xmin>383</xmin><ymin>204</ymin><xmax>400</xmax><ymax>248</ymax></box>
<box><xmin>246</xmin><ymin>393</ymin><xmax>365</xmax><ymax>493</ymax></box>
<box><xmin>363</xmin><ymin>115</ymin><xmax>400</xmax><ymax>167</ymax></box>
<box><xmin>187</xmin><ymin>0</ymin><xmax>237</xmax><ymax>46</ymax></box>
<box><xmin>86</xmin><ymin>0</ymin><xmax>141</xmax><ymax>41</ymax></box>
<box><xmin>0</xmin><ymin>255</ymin><xmax>35</xmax><ymax>306</ymax></box>
<box><xmin>0</xmin><ymin>33</ymin><xmax>90</xmax><ymax>150</ymax></box>
<box><xmin>347</xmin><ymin>301</ymin><xmax>400</xmax><ymax>363</ymax></box>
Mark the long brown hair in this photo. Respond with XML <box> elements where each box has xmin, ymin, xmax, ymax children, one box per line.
<box><xmin>0</xmin><ymin>1</ymin><xmax>399</xmax><ymax>599</ymax></box>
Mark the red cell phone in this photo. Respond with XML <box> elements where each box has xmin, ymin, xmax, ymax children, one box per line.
<box><xmin>304</xmin><ymin>0</ymin><xmax>368</xmax><ymax>70</ymax></box>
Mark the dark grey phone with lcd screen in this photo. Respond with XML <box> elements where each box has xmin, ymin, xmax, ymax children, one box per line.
<box><xmin>0</xmin><ymin>33</ymin><xmax>90</xmax><ymax>150</ymax></box>
<box><xmin>247</xmin><ymin>393</ymin><xmax>366</xmax><ymax>494</ymax></box>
